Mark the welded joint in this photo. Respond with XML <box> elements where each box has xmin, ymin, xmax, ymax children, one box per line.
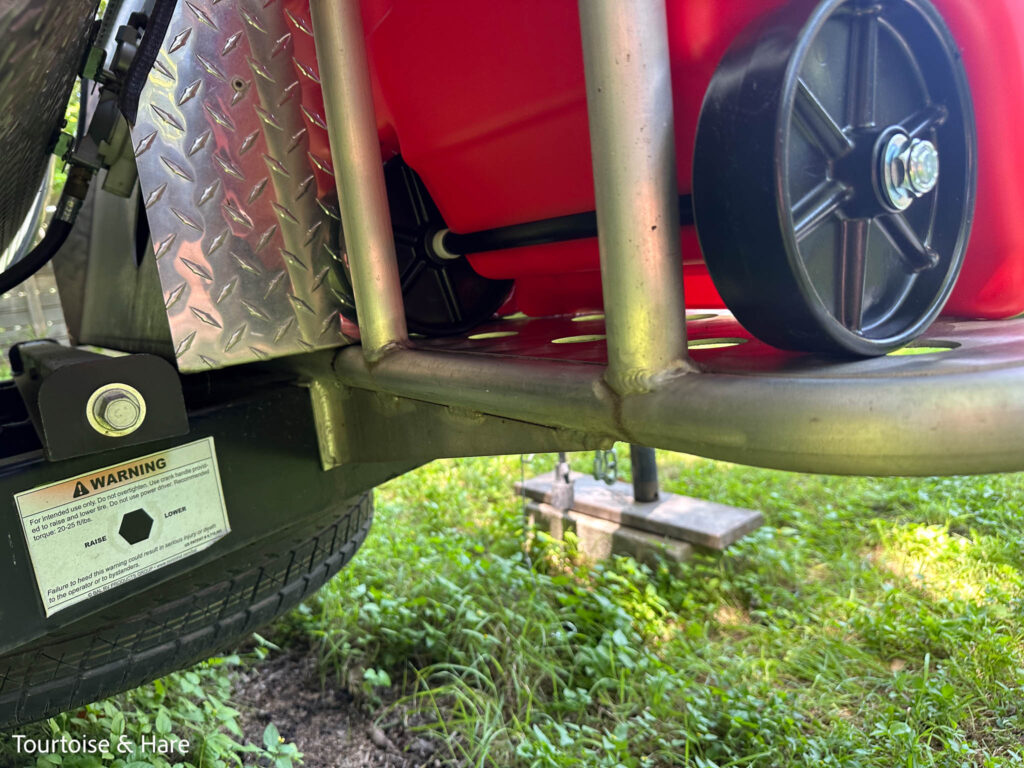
<box><xmin>306</xmin><ymin>376</ymin><xmax>349</xmax><ymax>471</ymax></box>
<box><xmin>362</xmin><ymin>339</ymin><xmax>409</xmax><ymax>365</ymax></box>
<box><xmin>609</xmin><ymin>359</ymin><xmax>698</xmax><ymax>397</ymax></box>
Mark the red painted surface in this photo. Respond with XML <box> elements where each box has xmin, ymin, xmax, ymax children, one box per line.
<box><xmin>933</xmin><ymin>0</ymin><xmax>1024</xmax><ymax>318</ymax></box>
<box><xmin>289</xmin><ymin>0</ymin><xmax>1024</xmax><ymax>319</ymax></box>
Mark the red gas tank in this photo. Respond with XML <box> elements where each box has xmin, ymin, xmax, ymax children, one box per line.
<box><xmin>359</xmin><ymin>0</ymin><xmax>780</xmax><ymax>315</ymax></box>
<box><xmin>932</xmin><ymin>0</ymin><xmax>1024</xmax><ymax>318</ymax></box>
<box><xmin>288</xmin><ymin>0</ymin><xmax>1024</xmax><ymax>320</ymax></box>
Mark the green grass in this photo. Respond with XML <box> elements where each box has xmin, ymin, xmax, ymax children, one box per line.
<box><xmin>0</xmin><ymin>648</ymin><xmax>300</xmax><ymax>768</ymax></box>
<box><xmin>283</xmin><ymin>451</ymin><xmax>1024</xmax><ymax>767</ymax></box>
<box><xmin>6</xmin><ymin>450</ymin><xmax>1024</xmax><ymax>766</ymax></box>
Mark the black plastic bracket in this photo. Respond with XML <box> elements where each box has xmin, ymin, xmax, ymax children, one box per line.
<box><xmin>9</xmin><ymin>341</ymin><xmax>188</xmax><ymax>461</ymax></box>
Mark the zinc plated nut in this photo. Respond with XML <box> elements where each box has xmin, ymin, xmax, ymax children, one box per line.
<box><xmin>881</xmin><ymin>133</ymin><xmax>940</xmax><ymax>211</ymax></box>
<box><xmin>86</xmin><ymin>383</ymin><xmax>147</xmax><ymax>437</ymax></box>
<box><xmin>907</xmin><ymin>139</ymin><xmax>940</xmax><ymax>196</ymax></box>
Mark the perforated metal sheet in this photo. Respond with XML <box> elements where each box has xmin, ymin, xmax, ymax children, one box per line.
<box><xmin>413</xmin><ymin>309</ymin><xmax>1007</xmax><ymax>375</ymax></box>
<box><xmin>0</xmin><ymin>0</ymin><xmax>98</xmax><ymax>254</ymax></box>
<box><xmin>131</xmin><ymin>0</ymin><xmax>350</xmax><ymax>371</ymax></box>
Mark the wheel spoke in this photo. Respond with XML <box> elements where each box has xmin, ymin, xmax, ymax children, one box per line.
<box><xmin>794</xmin><ymin>179</ymin><xmax>850</xmax><ymax>240</ymax></box>
<box><xmin>877</xmin><ymin>213</ymin><xmax>940</xmax><ymax>273</ymax></box>
<box><xmin>846</xmin><ymin>10</ymin><xmax>879</xmax><ymax>128</ymax></box>
<box><xmin>837</xmin><ymin>219</ymin><xmax>870</xmax><ymax>330</ymax></box>
<box><xmin>900</xmin><ymin>104</ymin><xmax>949</xmax><ymax>139</ymax></box>
<box><xmin>404</xmin><ymin>170</ymin><xmax>431</xmax><ymax>226</ymax></box>
<box><xmin>400</xmin><ymin>258</ymin><xmax>426</xmax><ymax>291</ymax></box>
<box><xmin>393</xmin><ymin>229</ymin><xmax>420</xmax><ymax>247</ymax></box>
<box><xmin>436</xmin><ymin>270</ymin><xmax>463</xmax><ymax>324</ymax></box>
<box><xmin>795</xmin><ymin>80</ymin><xmax>855</xmax><ymax>160</ymax></box>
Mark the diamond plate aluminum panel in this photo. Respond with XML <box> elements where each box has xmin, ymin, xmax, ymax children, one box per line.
<box><xmin>131</xmin><ymin>0</ymin><xmax>350</xmax><ymax>371</ymax></box>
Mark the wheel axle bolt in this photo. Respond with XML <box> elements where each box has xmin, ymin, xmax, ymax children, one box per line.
<box><xmin>87</xmin><ymin>384</ymin><xmax>147</xmax><ymax>437</ymax></box>
<box><xmin>881</xmin><ymin>133</ymin><xmax>940</xmax><ymax>211</ymax></box>
<box><xmin>907</xmin><ymin>139</ymin><xmax>940</xmax><ymax>196</ymax></box>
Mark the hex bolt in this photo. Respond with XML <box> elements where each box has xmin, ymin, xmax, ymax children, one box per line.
<box><xmin>87</xmin><ymin>384</ymin><xmax>147</xmax><ymax>437</ymax></box>
<box><xmin>881</xmin><ymin>133</ymin><xmax>940</xmax><ymax>211</ymax></box>
<box><xmin>907</xmin><ymin>139</ymin><xmax>940</xmax><ymax>196</ymax></box>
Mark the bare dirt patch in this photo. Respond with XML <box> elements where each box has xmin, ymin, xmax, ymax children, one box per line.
<box><xmin>234</xmin><ymin>651</ymin><xmax>446</xmax><ymax>767</ymax></box>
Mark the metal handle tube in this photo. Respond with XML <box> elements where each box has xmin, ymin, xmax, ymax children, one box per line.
<box><xmin>579</xmin><ymin>0</ymin><xmax>691</xmax><ymax>394</ymax></box>
<box><xmin>310</xmin><ymin>0</ymin><xmax>407</xmax><ymax>359</ymax></box>
<box><xmin>629</xmin><ymin>444</ymin><xmax>660</xmax><ymax>502</ymax></box>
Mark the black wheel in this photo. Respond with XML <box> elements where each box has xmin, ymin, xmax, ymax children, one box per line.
<box><xmin>326</xmin><ymin>158</ymin><xmax>513</xmax><ymax>337</ymax></box>
<box><xmin>693</xmin><ymin>0</ymin><xmax>976</xmax><ymax>356</ymax></box>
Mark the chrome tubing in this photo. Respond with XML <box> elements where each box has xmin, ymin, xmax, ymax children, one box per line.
<box><xmin>578</xmin><ymin>0</ymin><xmax>691</xmax><ymax>394</ymax></box>
<box><xmin>310</xmin><ymin>0</ymin><xmax>408</xmax><ymax>359</ymax></box>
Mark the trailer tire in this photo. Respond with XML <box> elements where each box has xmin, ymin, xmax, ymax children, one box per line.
<box><xmin>0</xmin><ymin>491</ymin><xmax>372</xmax><ymax>728</ymax></box>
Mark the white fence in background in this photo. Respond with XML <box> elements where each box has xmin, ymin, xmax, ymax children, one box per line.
<box><xmin>0</xmin><ymin>264</ymin><xmax>69</xmax><ymax>369</ymax></box>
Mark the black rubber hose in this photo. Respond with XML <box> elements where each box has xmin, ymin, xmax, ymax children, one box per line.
<box><xmin>118</xmin><ymin>0</ymin><xmax>177</xmax><ymax>125</ymax></box>
<box><xmin>0</xmin><ymin>166</ymin><xmax>91</xmax><ymax>296</ymax></box>
<box><xmin>441</xmin><ymin>194</ymin><xmax>695</xmax><ymax>256</ymax></box>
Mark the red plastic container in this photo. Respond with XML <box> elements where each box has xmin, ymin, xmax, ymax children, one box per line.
<box><xmin>288</xmin><ymin>0</ymin><xmax>1024</xmax><ymax>320</ymax></box>
<box><xmin>932</xmin><ymin>0</ymin><xmax>1024</xmax><ymax>318</ymax></box>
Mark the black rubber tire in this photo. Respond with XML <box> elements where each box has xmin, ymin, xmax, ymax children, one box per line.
<box><xmin>0</xmin><ymin>492</ymin><xmax>372</xmax><ymax>728</ymax></box>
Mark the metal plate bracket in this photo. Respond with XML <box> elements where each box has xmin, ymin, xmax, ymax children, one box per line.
<box><xmin>10</xmin><ymin>341</ymin><xmax>188</xmax><ymax>461</ymax></box>
<box><xmin>305</xmin><ymin>367</ymin><xmax>610</xmax><ymax>470</ymax></box>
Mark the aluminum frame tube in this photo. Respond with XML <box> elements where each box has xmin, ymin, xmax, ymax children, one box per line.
<box><xmin>332</xmin><ymin>342</ymin><xmax>1024</xmax><ymax>477</ymax></box>
<box><xmin>310</xmin><ymin>0</ymin><xmax>407</xmax><ymax>359</ymax></box>
<box><xmin>579</xmin><ymin>0</ymin><xmax>690</xmax><ymax>394</ymax></box>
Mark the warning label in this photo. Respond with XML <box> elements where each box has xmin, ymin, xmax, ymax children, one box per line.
<box><xmin>14</xmin><ymin>437</ymin><xmax>229</xmax><ymax>617</ymax></box>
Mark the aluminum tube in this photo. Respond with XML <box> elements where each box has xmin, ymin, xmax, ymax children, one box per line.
<box><xmin>579</xmin><ymin>0</ymin><xmax>690</xmax><ymax>394</ymax></box>
<box><xmin>310</xmin><ymin>1</ymin><xmax>407</xmax><ymax>359</ymax></box>
<box><xmin>333</xmin><ymin>345</ymin><xmax>614</xmax><ymax>437</ymax></box>
<box><xmin>332</xmin><ymin>344</ymin><xmax>1024</xmax><ymax>476</ymax></box>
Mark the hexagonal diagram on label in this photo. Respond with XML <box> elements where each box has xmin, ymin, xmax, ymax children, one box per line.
<box><xmin>119</xmin><ymin>509</ymin><xmax>153</xmax><ymax>545</ymax></box>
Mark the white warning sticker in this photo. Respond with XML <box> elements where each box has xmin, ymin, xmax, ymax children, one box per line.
<box><xmin>14</xmin><ymin>437</ymin><xmax>229</xmax><ymax>617</ymax></box>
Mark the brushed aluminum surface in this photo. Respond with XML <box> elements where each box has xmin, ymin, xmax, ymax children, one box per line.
<box><xmin>310</xmin><ymin>0</ymin><xmax>408</xmax><ymax>359</ymax></box>
<box><xmin>579</xmin><ymin>0</ymin><xmax>690</xmax><ymax>394</ymax></box>
<box><xmin>131</xmin><ymin>0</ymin><xmax>350</xmax><ymax>371</ymax></box>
